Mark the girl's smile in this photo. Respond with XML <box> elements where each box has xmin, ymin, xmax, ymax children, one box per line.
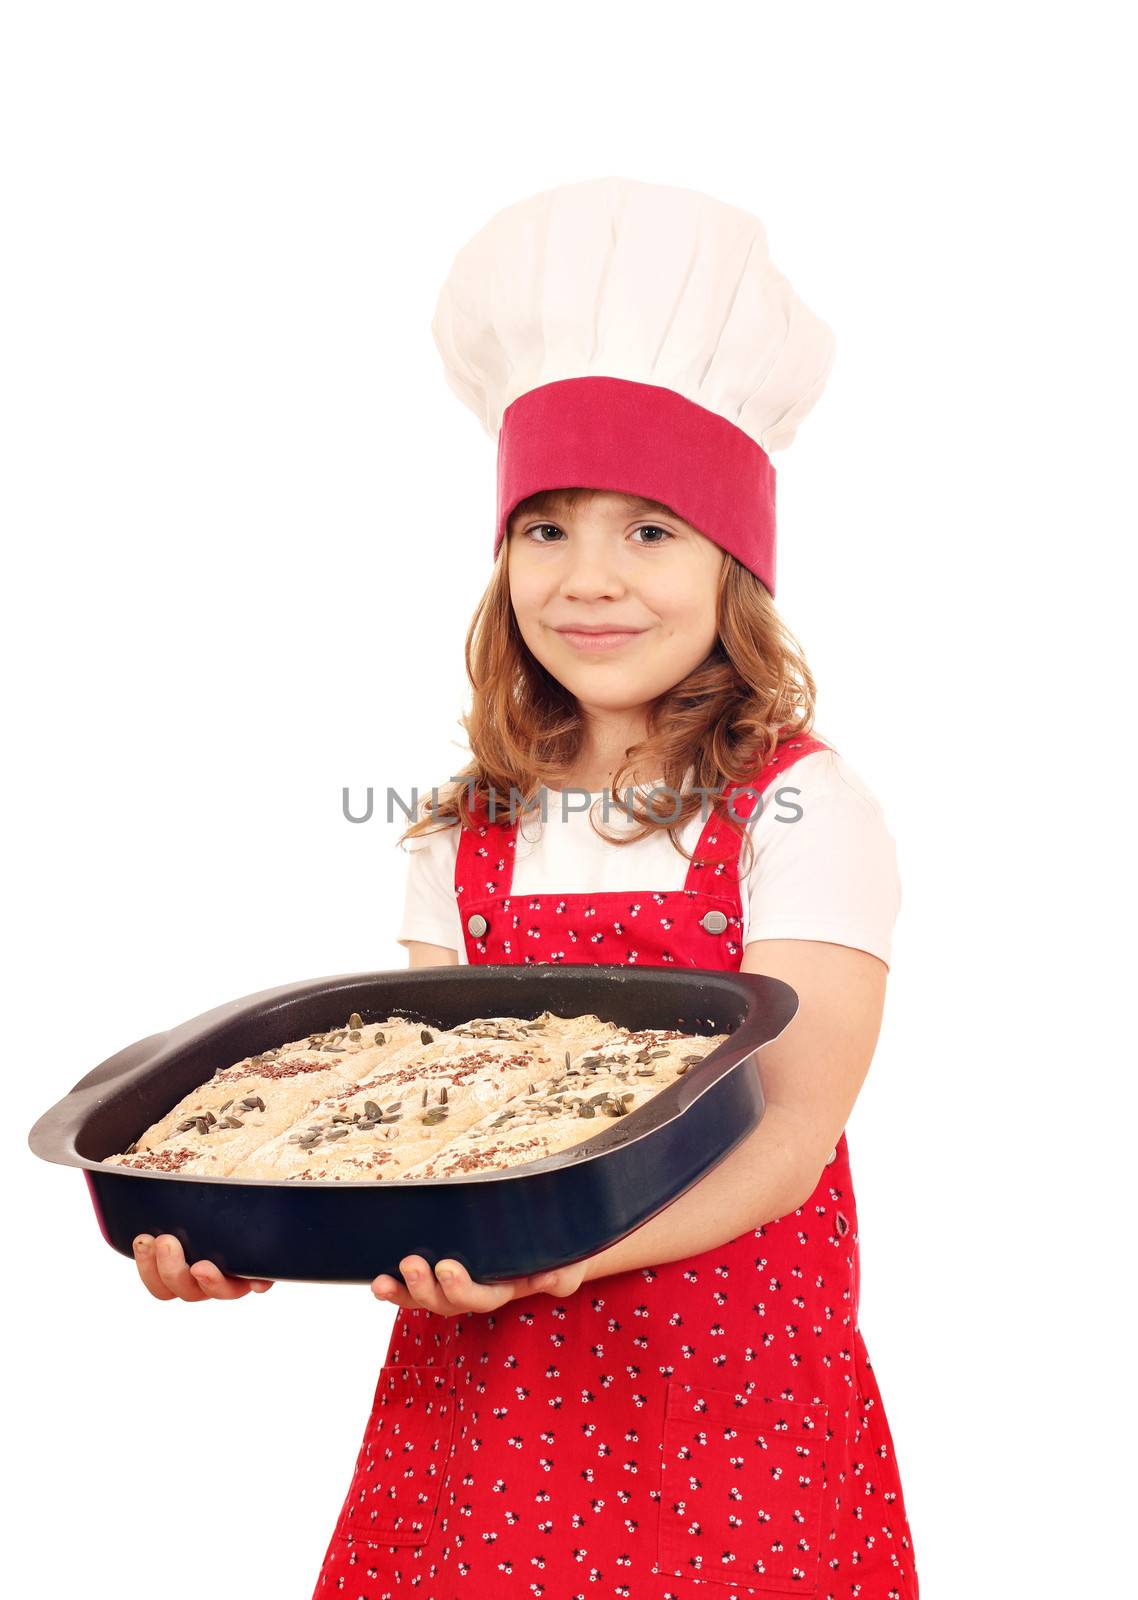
<box><xmin>552</xmin><ymin>624</ymin><xmax>648</xmax><ymax>652</ymax></box>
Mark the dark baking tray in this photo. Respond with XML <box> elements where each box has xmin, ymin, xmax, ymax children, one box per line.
<box><xmin>28</xmin><ymin>965</ymin><xmax>797</xmax><ymax>1284</ymax></box>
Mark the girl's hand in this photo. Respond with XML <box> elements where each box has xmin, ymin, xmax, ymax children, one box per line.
<box><xmin>132</xmin><ymin>1234</ymin><xmax>275</xmax><ymax>1301</ymax></box>
<box><xmin>371</xmin><ymin>1254</ymin><xmax>588</xmax><ymax>1315</ymax></box>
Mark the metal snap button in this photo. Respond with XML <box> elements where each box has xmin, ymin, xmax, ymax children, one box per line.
<box><xmin>466</xmin><ymin>913</ymin><xmax>488</xmax><ymax>937</ymax></box>
<box><xmin>699</xmin><ymin>910</ymin><xmax>728</xmax><ymax>934</ymax></box>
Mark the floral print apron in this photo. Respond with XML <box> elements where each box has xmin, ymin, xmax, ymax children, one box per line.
<box><xmin>314</xmin><ymin>736</ymin><xmax>919</xmax><ymax>1598</ymax></box>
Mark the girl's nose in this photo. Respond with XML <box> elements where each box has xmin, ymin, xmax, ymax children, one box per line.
<box><xmin>559</xmin><ymin>548</ymin><xmax>626</xmax><ymax>600</ymax></box>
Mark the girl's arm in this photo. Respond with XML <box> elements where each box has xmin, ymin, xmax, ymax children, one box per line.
<box><xmin>373</xmin><ymin>937</ymin><xmax>886</xmax><ymax>1311</ymax></box>
<box><xmin>580</xmin><ymin>937</ymin><xmax>887</xmax><ymax>1281</ymax></box>
<box><xmin>406</xmin><ymin>940</ymin><xmax>460</xmax><ymax>967</ymax></box>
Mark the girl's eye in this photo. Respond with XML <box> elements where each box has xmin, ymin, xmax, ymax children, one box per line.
<box><xmin>521</xmin><ymin>522</ymin><xmax>674</xmax><ymax>544</ymax></box>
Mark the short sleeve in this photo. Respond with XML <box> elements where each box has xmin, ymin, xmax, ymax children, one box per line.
<box><xmin>395</xmin><ymin>816</ymin><xmax>463</xmax><ymax>953</ymax></box>
<box><xmin>742</xmin><ymin>749</ymin><xmax>902</xmax><ymax>967</ymax></box>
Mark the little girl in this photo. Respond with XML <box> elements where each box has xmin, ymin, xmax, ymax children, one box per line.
<box><xmin>329</xmin><ymin>176</ymin><xmax>920</xmax><ymax>1599</ymax></box>
<box><xmin>134</xmin><ymin>177</ymin><xmax>920</xmax><ymax>1598</ymax></box>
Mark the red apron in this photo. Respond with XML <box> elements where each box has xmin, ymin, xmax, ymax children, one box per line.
<box><xmin>313</xmin><ymin>737</ymin><xmax>919</xmax><ymax>1599</ymax></box>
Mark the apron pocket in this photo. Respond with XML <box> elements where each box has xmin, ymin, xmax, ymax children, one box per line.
<box><xmin>653</xmin><ymin>1380</ymin><xmax>828</xmax><ymax>1594</ymax></box>
<box><xmin>334</xmin><ymin>1362</ymin><xmax>457</xmax><ymax>1549</ymax></box>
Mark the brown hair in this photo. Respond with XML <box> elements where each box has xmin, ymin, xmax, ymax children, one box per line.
<box><xmin>398</xmin><ymin>487</ymin><xmax>816</xmax><ymax>873</ymax></box>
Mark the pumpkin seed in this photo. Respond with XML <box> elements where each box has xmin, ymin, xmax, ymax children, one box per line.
<box><xmin>348</xmin><ymin>1012</ymin><xmax>363</xmax><ymax>1029</ymax></box>
<box><xmin>364</xmin><ymin>1100</ymin><xmax>381</xmax><ymax>1118</ymax></box>
<box><xmin>420</xmin><ymin>1029</ymin><xmax>434</xmax><ymax>1045</ymax></box>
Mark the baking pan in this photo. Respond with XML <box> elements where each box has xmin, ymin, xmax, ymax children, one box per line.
<box><xmin>28</xmin><ymin>965</ymin><xmax>797</xmax><ymax>1284</ymax></box>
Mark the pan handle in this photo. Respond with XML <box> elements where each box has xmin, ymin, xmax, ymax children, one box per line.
<box><xmin>68</xmin><ymin>1030</ymin><xmax>174</xmax><ymax>1094</ymax></box>
<box><xmin>27</xmin><ymin>1029</ymin><xmax>175</xmax><ymax>1162</ymax></box>
<box><xmin>660</xmin><ymin>977</ymin><xmax>799</xmax><ymax>1116</ymax></box>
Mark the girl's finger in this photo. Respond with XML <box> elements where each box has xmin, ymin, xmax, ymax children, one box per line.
<box><xmin>397</xmin><ymin>1255</ymin><xmax>451</xmax><ymax>1315</ymax></box>
<box><xmin>434</xmin><ymin>1259</ymin><xmax>513</xmax><ymax>1313</ymax></box>
<box><xmin>529</xmin><ymin>1269</ymin><xmax>574</xmax><ymax>1296</ymax></box>
<box><xmin>132</xmin><ymin>1234</ymin><xmax>177</xmax><ymax>1300</ymax></box>
<box><xmin>370</xmin><ymin>1273</ymin><xmax>417</xmax><ymax>1310</ymax></box>
<box><xmin>502</xmin><ymin>1272</ymin><xmax>557</xmax><ymax>1301</ymax></box>
<box><xmin>152</xmin><ymin>1234</ymin><xmax>209</xmax><ymax>1301</ymax></box>
<box><xmin>187</xmin><ymin>1261</ymin><xmax>257</xmax><ymax>1300</ymax></box>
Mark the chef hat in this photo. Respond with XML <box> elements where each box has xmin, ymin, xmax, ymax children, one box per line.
<box><xmin>431</xmin><ymin>176</ymin><xmax>835</xmax><ymax>595</ymax></box>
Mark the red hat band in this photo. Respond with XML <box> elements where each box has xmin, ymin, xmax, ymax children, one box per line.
<box><xmin>495</xmin><ymin>376</ymin><xmax>777</xmax><ymax>594</ymax></box>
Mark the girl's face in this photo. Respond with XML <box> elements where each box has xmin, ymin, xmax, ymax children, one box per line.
<box><xmin>507</xmin><ymin>491</ymin><xmax>724</xmax><ymax>717</ymax></box>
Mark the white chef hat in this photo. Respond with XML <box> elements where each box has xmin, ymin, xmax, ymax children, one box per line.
<box><xmin>431</xmin><ymin>176</ymin><xmax>835</xmax><ymax>594</ymax></box>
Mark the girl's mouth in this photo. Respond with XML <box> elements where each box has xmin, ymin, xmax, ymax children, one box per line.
<box><xmin>553</xmin><ymin>628</ymin><xmax>645</xmax><ymax>653</ymax></box>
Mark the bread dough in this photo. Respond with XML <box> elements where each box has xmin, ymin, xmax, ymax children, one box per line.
<box><xmin>102</xmin><ymin>1011</ymin><xmax>726</xmax><ymax>1181</ymax></box>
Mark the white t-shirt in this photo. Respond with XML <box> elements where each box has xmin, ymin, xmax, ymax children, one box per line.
<box><xmin>396</xmin><ymin>749</ymin><xmax>901</xmax><ymax>967</ymax></box>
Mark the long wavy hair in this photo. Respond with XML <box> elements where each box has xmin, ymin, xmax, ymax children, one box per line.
<box><xmin>398</xmin><ymin>487</ymin><xmax>817</xmax><ymax>874</ymax></box>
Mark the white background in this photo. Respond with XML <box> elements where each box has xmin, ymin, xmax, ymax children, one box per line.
<box><xmin>4</xmin><ymin>4</ymin><xmax>1135</xmax><ymax>1595</ymax></box>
